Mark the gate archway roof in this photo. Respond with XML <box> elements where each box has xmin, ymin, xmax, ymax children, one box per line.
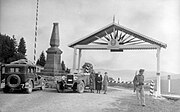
<box><xmin>69</xmin><ymin>23</ymin><xmax>167</xmax><ymax>49</ymax></box>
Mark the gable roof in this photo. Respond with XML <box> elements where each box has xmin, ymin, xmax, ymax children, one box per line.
<box><xmin>68</xmin><ymin>23</ymin><xmax>167</xmax><ymax>48</ymax></box>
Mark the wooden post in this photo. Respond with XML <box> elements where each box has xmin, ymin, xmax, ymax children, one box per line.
<box><xmin>156</xmin><ymin>47</ymin><xmax>161</xmax><ymax>96</ymax></box>
<box><xmin>168</xmin><ymin>75</ymin><xmax>171</xmax><ymax>93</ymax></box>
<box><xmin>72</xmin><ymin>47</ymin><xmax>77</xmax><ymax>72</ymax></box>
<box><xmin>0</xmin><ymin>67</ymin><xmax>1</xmax><ymax>89</ymax></box>
<box><xmin>77</xmin><ymin>49</ymin><xmax>82</xmax><ymax>72</ymax></box>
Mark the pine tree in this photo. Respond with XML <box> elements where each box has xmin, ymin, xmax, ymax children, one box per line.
<box><xmin>0</xmin><ymin>34</ymin><xmax>17</xmax><ymax>63</ymax></box>
<box><xmin>36</xmin><ymin>51</ymin><xmax>46</xmax><ymax>67</ymax></box>
<box><xmin>36</xmin><ymin>59</ymin><xmax>40</xmax><ymax>65</ymax></box>
<box><xmin>18</xmin><ymin>37</ymin><xmax>26</xmax><ymax>55</ymax></box>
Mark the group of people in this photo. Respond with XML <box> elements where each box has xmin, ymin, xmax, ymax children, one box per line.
<box><xmin>88</xmin><ymin>69</ymin><xmax>145</xmax><ymax>106</ymax></box>
<box><xmin>89</xmin><ymin>71</ymin><xmax>109</xmax><ymax>94</ymax></box>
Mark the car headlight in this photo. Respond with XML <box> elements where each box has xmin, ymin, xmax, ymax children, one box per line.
<box><xmin>25</xmin><ymin>82</ymin><xmax>29</xmax><ymax>85</ymax></box>
<box><xmin>73</xmin><ymin>76</ymin><xmax>78</xmax><ymax>80</ymax></box>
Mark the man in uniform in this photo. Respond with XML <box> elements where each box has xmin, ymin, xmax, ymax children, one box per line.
<box><xmin>133</xmin><ymin>69</ymin><xmax>145</xmax><ymax>107</ymax></box>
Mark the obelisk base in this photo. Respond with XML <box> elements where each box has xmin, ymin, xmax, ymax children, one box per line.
<box><xmin>41</xmin><ymin>47</ymin><xmax>63</xmax><ymax>76</ymax></box>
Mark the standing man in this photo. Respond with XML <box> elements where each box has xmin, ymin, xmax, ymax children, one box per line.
<box><xmin>103</xmin><ymin>72</ymin><xmax>109</xmax><ymax>94</ymax></box>
<box><xmin>133</xmin><ymin>69</ymin><xmax>145</xmax><ymax>107</ymax></box>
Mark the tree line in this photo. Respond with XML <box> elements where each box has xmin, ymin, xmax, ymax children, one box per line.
<box><xmin>0</xmin><ymin>34</ymin><xmax>26</xmax><ymax>63</ymax></box>
<box><xmin>0</xmin><ymin>33</ymin><xmax>69</xmax><ymax>72</ymax></box>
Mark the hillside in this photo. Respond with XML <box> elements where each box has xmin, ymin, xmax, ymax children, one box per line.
<box><xmin>95</xmin><ymin>69</ymin><xmax>180</xmax><ymax>81</ymax></box>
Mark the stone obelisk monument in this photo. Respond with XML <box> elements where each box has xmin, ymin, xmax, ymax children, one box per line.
<box><xmin>41</xmin><ymin>23</ymin><xmax>63</xmax><ymax>76</ymax></box>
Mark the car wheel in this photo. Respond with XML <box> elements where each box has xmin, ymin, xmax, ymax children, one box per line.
<box><xmin>72</xmin><ymin>83</ymin><xmax>77</xmax><ymax>92</ymax></box>
<box><xmin>40</xmin><ymin>82</ymin><xmax>45</xmax><ymax>90</ymax></box>
<box><xmin>26</xmin><ymin>81</ymin><xmax>33</xmax><ymax>94</ymax></box>
<box><xmin>56</xmin><ymin>83</ymin><xmax>61</xmax><ymax>93</ymax></box>
<box><xmin>77</xmin><ymin>81</ymin><xmax>84</xmax><ymax>93</ymax></box>
<box><xmin>56</xmin><ymin>81</ymin><xmax>64</xmax><ymax>93</ymax></box>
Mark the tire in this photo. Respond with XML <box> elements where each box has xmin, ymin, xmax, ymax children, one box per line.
<box><xmin>72</xmin><ymin>83</ymin><xmax>77</xmax><ymax>92</ymax></box>
<box><xmin>77</xmin><ymin>81</ymin><xmax>85</xmax><ymax>93</ymax></box>
<box><xmin>26</xmin><ymin>81</ymin><xmax>33</xmax><ymax>94</ymax></box>
<box><xmin>7</xmin><ymin>74</ymin><xmax>21</xmax><ymax>88</ymax></box>
<box><xmin>40</xmin><ymin>82</ymin><xmax>45</xmax><ymax>90</ymax></box>
<box><xmin>56</xmin><ymin>81</ymin><xmax>64</xmax><ymax>93</ymax></box>
<box><xmin>56</xmin><ymin>83</ymin><xmax>61</xmax><ymax>93</ymax></box>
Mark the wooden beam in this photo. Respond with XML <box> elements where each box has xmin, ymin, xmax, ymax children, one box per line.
<box><xmin>74</xmin><ymin>44</ymin><xmax>159</xmax><ymax>50</ymax></box>
<box><xmin>105</xmin><ymin>31</ymin><xmax>111</xmax><ymax>40</ymax></box>
<box><xmin>114</xmin><ymin>30</ymin><xmax>118</xmax><ymax>39</ymax></box>
<box><xmin>118</xmin><ymin>32</ymin><xmax>122</xmax><ymax>41</ymax></box>
<box><xmin>92</xmin><ymin>42</ymin><xmax>108</xmax><ymax>45</ymax></box>
<box><xmin>125</xmin><ymin>41</ymin><xmax>145</xmax><ymax>45</ymax></box>
<box><xmin>75</xmin><ymin>45</ymin><xmax>107</xmax><ymax>50</ymax></box>
<box><xmin>95</xmin><ymin>36</ymin><xmax>108</xmax><ymax>42</ymax></box>
<box><xmin>121</xmin><ymin>34</ymin><xmax>131</xmax><ymax>42</ymax></box>
<box><xmin>124</xmin><ymin>39</ymin><xmax>142</xmax><ymax>44</ymax></box>
<box><xmin>113</xmin><ymin>27</ymin><xmax>116</xmax><ymax>39</ymax></box>
<box><xmin>123</xmin><ymin>37</ymin><xmax>136</xmax><ymax>44</ymax></box>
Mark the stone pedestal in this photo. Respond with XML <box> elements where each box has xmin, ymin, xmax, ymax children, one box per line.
<box><xmin>41</xmin><ymin>23</ymin><xmax>63</xmax><ymax>76</ymax></box>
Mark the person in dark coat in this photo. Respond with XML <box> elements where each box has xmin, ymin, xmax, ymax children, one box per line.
<box><xmin>89</xmin><ymin>72</ymin><xmax>95</xmax><ymax>93</ymax></box>
<box><xmin>96</xmin><ymin>72</ymin><xmax>102</xmax><ymax>94</ymax></box>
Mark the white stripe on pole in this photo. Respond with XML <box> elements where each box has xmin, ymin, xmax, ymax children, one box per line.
<box><xmin>150</xmin><ymin>80</ymin><xmax>155</xmax><ymax>96</ymax></box>
<box><xmin>34</xmin><ymin>0</ymin><xmax>39</xmax><ymax>64</ymax></box>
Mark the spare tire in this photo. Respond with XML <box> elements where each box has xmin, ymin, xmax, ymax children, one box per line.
<box><xmin>7</xmin><ymin>74</ymin><xmax>21</xmax><ymax>88</ymax></box>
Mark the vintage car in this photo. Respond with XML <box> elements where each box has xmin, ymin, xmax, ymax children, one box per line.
<box><xmin>1</xmin><ymin>59</ymin><xmax>45</xmax><ymax>94</ymax></box>
<box><xmin>56</xmin><ymin>72</ymin><xmax>90</xmax><ymax>93</ymax></box>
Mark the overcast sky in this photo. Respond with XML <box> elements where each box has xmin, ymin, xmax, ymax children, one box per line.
<box><xmin>0</xmin><ymin>0</ymin><xmax>180</xmax><ymax>74</ymax></box>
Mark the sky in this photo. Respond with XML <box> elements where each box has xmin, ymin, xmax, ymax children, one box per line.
<box><xmin>0</xmin><ymin>0</ymin><xmax>180</xmax><ymax>74</ymax></box>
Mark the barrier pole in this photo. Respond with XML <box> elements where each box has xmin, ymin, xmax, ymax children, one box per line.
<box><xmin>150</xmin><ymin>80</ymin><xmax>155</xmax><ymax>96</ymax></box>
<box><xmin>168</xmin><ymin>75</ymin><xmax>171</xmax><ymax>93</ymax></box>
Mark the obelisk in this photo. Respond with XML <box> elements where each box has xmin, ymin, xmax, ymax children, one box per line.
<box><xmin>41</xmin><ymin>23</ymin><xmax>63</xmax><ymax>76</ymax></box>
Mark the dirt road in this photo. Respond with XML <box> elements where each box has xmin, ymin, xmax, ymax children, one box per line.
<box><xmin>0</xmin><ymin>87</ymin><xmax>128</xmax><ymax>112</ymax></box>
<box><xmin>0</xmin><ymin>87</ymin><xmax>180</xmax><ymax>112</ymax></box>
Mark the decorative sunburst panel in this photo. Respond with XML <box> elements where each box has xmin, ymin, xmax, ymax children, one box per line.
<box><xmin>91</xmin><ymin>28</ymin><xmax>149</xmax><ymax>48</ymax></box>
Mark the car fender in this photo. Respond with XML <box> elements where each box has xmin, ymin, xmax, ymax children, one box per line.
<box><xmin>25</xmin><ymin>78</ymin><xmax>34</xmax><ymax>88</ymax></box>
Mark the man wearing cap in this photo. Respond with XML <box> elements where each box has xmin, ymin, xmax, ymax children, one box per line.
<box><xmin>133</xmin><ymin>69</ymin><xmax>145</xmax><ymax>106</ymax></box>
<box><xmin>103</xmin><ymin>72</ymin><xmax>109</xmax><ymax>94</ymax></box>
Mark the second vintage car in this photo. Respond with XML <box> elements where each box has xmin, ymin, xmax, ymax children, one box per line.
<box><xmin>1</xmin><ymin>59</ymin><xmax>45</xmax><ymax>94</ymax></box>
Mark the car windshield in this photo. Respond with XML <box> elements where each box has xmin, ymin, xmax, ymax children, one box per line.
<box><xmin>5</xmin><ymin>67</ymin><xmax>25</xmax><ymax>73</ymax></box>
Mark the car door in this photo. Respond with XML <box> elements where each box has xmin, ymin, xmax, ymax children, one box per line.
<box><xmin>26</xmin><ymin>66</ymin><xmax>35</xmax><ymax>85</ymax></box>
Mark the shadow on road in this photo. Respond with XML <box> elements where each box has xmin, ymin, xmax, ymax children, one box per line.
<box><xmin>0</xmin><ymin>87</ymin><xmax>43</xmax><ymax>94</ymax></box>
<box><xmin>43</xmin><ymin>88</ymin><xmax>93</xmax><ymax>94</ymax></box>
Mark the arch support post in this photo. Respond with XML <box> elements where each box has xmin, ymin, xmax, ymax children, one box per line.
<box><xmin>156</xmin><ymin>47</ymin><xmax>161</xmax><ymax>96</ymax></box>
<box><xmin>77</xmin><ymin>49</ymin><xmax>82</xmax><ymax>73</ymax></box>
<box><xmin>72</xmin><ymin>47</ymin><xmax>77</xmax><ymax>72</ymax></box>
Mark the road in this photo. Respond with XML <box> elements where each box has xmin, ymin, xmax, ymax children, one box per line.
<box><xmin>0</xmin><ymin>87</ymin><xmax>180</xmax><ymax>112</ymax></box>
<box><xmin>0</xmin><ymin>87</ymin><xmax>131</xmax><ymax>112</ymax></box>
